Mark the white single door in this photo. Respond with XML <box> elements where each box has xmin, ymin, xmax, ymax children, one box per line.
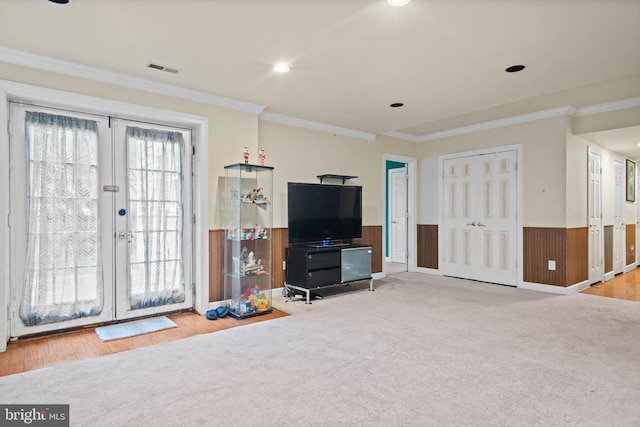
<box><xmin>442</xmin><ymin>150</ymin><xmax>518</xmax><ymax>285</ymax></box>
<box><xmin>588</xmin><ymin>149</ymin><xmax>603</xmax><ymax>284</ymax></box>
<box><xmin>613</xmin><ymin>158</ymin><xmax>625</xmax><ymax>274</ymax></box>
<box><xmin>9</xmin><ymin>106</ymin><xmax>193</xmax><ymax>337</ymax></box>
<box><xmin>389</xmin><ymin>167</ymin><xmax>407</xmax><ymax>264</ymax></box>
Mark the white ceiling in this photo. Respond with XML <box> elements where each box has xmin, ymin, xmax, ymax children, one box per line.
<box><xmin>0</xmin><ymin>0</ymin><xmax>639</xmax><ymax>148</ymax></box>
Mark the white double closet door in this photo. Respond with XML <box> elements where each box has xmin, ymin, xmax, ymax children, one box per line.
<box><xmin>442</xmin><ymin>150</ymin><xmax>518</xmax><ymax>285</ymax></box>
<box><xmin>9</xmin><ymin>104</ymin><xmax>192</xmax><ymax>337</ymax></box>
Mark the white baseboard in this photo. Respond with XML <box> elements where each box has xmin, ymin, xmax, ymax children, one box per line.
<box><xmin>624</xmin><ymin>263</ymin><xmax>637</xmax><ymax>273</ymax></box>
<box><xmin>604</xmin><ymin>271</ymin><xmax>615</xmax><ymax>282</ymax></box>
<box><xmin>519</xmin><ymin>280</ymin><xmax>589</xmax><ymax>295</ymax></box>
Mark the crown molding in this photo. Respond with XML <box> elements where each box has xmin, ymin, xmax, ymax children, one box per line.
<box><xmin>259</xmin><ymin>111</ymin><xmax>376</xmax><ymax>141</ymax></box>
<box><xmin>573</xmin><ymin>96</ymin><xmax>640</xmax><ymax>117</ymax></box>
<box><xmin>418</xmin><ymin>106</ymin><xmax>573</xmax><ymax>142</ymax></box>
<box><xmin>381</xmin><ymin>131</ymin><xmax>420</xmax><ymax>142</ymax></box>
<box><xmin>0</xmin><ymin>45</ymin><xmax>265</xmax><ymax>115</ymax></box>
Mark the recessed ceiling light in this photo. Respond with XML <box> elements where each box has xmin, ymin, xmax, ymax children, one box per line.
<box><xmin>387</xmin><ymin>0</ymin><xmax>411</xmax><ymax>6</ymax></box>
<box><xmin>390</xmin><ymin>103</ymin><xmax>404</xmax><ymax>108</ymax></box>
<box><xmin>505</xmin><ymin>65</ymin><xmax>526</xmax><ymax>73</ymax></box>
<box><xmin>273</xmin><ymin>63</ymin><xmax>290</xmax><ymax>73</ymax></box>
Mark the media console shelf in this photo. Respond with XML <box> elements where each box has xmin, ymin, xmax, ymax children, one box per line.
<box><xmin>317</xmin><ymin>174</ymin><xmax>357</xmax><ymax>184</ymax></box>
<box><xmin>285</xmin><ymin>244</ymin><xmax>373</xmax><ymax>304</ymax></box>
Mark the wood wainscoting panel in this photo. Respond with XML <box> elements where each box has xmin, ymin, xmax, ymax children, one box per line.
<box><xmin>354</xmin><ymin>225</ymin><xmax>383</xmax><ymax>273</ymax></box>
<box><xmin>604</xmin><ymin>225</ymin><xmax>613</xmax><ymax>274</ymax></box>
<box><xmin>566</xmin><ymin>228</ymin><xmax>588</xmax><ymax>285</ymax></box>
<box><xmin>417</xmin><ymin>224</ymin><xmax>438</xmax><ymax>269</ymax></box>
<box><xmin>523</xmin><ymin>227</ymin><xmax>588</xmax><ymax>287</ymax></box>
<box><xmin>209</xmin><ymin>229</ymin><xmax>224</xmax><ymax>302</ymax></box>
<box><xmin>271</xmin><ymin>228</ymin><xmax>288</xmax><ymax>289</ymax></box>
<box><xmin>523</xmin><ymin>227</ymin><xmax>566</xmax><ymax>287</ymax></box>
<box><xmin>210</xmin><ymin>226</ymin><xmax>382</xmax><ymax>304</ymax></box>
<box><xmin>626</xmin><ymin>223</ymin><xmax>636</xmax><ymax>266</ymax></box>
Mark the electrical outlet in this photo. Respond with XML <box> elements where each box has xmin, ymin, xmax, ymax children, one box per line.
<box><xmin>282</xmin><ymin>260</ymin><xmax>286</xmax><ymax>270</ymax></box>
<box><xmin>548</xmin><ymin>260</ymin><xmax>556</xmax><ymax>271</ymax></box>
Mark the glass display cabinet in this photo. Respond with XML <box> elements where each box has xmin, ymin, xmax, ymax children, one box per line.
<box><xmin>223</xmin><ymin>163</ymin><xmax>273</xmax><ymax>318</ymax></box>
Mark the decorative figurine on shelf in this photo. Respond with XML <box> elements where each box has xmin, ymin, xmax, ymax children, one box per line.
<box><xmin>259</xmin><ymin>148</ymin><xmax>266</xmax><ymax>166</ymax></box>
<box><xmin>243</xmin><ymin>146</ymin><xmax>249</xmax><ymax>164</ymax></box>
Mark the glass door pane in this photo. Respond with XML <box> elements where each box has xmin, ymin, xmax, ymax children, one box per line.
<box><xmin>10</xmin><ymin>104</ymin><xmax>114</xmax><ymax>337</ymax></box>
<box><xmin>113</xmin><ymin>121</ymin><xmax>192</xmax><ymax>319</ymax></box>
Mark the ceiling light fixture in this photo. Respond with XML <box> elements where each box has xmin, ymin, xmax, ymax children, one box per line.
<box><xmin>387</xmin><ymin>0</ymin><xmax>411</xmax><ymax>6</ymax></box>
<box><xmin>273</xmin><ymin>63</ymin><xmax>290</xmax><ymax>73</ymax></box>
<box><xmin>390</xmin><ymin>103</ymin><xmax>404</xmax><ymax>108</ymax></box>
<box><xmin>505</xmin><ymin>65</ymin><xmax>526</xmax><ymax>73</ymax></box>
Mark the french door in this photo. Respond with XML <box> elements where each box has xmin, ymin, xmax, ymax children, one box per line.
<box><xmin>441</xmin><ymin>149</ymin><xmax>518</xmax><ymax>285</ymax></box>
<box><xmin>9</xmin><ymin>104</ymin><xmax>192</xmax><ymax>337</ymax></box>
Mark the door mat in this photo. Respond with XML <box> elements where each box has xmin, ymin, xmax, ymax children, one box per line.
<box><xmin>96</xmin><ymin>316</ymin><xmax>176</xmax><ymax>341</ymax></box>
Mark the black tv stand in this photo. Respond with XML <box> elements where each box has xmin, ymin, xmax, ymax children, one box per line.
<box><xmin>285</xmin><ymin>244</ymin><xmax>373</xmax><ymax>304</ymax></box>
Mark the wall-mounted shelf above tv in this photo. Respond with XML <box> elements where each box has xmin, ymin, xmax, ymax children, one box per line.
<box><xmin>317</xmin><ymin>174</ymin><xmax>358</xmax><ymax>184</ymax></box>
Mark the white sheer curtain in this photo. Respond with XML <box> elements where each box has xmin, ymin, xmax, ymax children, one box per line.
<box><xmin>20</xmin><ymin>111</ymin><xmax>103</xmax><ymax>326</ymax></box>
<box><xmin>126</xmin><ymin>126</ymin><xmax>185</xmax><ymax>310</ymax></box>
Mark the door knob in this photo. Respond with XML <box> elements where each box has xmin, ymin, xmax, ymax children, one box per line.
<box><xmin>477</xmin><ymin>222</ymin><xmax>486</xmax><ymax>227</ymax></box>
<box><xmin>466</xmin><ymin>221</ymin><xmax>476</xmax><ymax>227</ymax></box>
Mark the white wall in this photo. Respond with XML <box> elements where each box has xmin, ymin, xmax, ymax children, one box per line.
<box><xmin>258</xmin><ymin>120</ymin><xmax>417</xmax><ymax>228</ymax></box>
<box><xmin>417</xmin><ymin>115</ymin><xmax>568</xmax><ymax>227</ymax></box>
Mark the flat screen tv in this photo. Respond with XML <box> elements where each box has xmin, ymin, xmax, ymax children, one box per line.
<box><xmin>287</xmin><ymin>182</ymin><xmax>362</xmax><ymax>246</ymax></box>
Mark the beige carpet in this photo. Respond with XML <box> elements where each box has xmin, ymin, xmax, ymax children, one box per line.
<box><xmin>1</xmin><ymin>273</ymin><xmax>639</xmax><ymax>426</ymax></box>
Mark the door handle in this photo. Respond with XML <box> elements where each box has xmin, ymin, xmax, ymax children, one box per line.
<box><xmin>477</xmin><ymin>222</ymin><xmax>486</xmax><ymax>227</ymax></box>
<box><xmin>466</xmin><ymin>221</ymin><xmax>476</xmax><ymax>227</ymax></box>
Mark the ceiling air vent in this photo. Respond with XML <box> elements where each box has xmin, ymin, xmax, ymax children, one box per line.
<box><xmin>147</xmin><ymin>62</ymin><xmax>180</xmax><ymax>74</ymax></box>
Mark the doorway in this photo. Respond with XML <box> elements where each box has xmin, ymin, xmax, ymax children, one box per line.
<box><xmin>387</xmin><ymin>162</ymin><xmax>407</xmax><ymax>274</ymax></box>
<box><xmin>9</xmin><ymin>104</ymin><xmax>193</xmax><ymax>337</ymax></box>
<box><xmin>383</xmin><ymin>154</ymin><xmax>417</xmax><ymax>276</ymax></box>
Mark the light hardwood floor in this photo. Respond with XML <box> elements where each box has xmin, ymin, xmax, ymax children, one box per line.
<box><xmin>0</xmin><ymin>309</ymin><xmax>287</xmax><ymax>377</ymax></box>
<box><xmin>581</xmin><ymin>269</ymin><xmax>640</xmax><ymax>302</ymax></box>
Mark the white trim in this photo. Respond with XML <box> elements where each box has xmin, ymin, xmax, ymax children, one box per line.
<box><xmin>419</xmin><ymin>106</ymin><xmax>573</xmax><ymax>142</ymax></box>
<box><xmin>372</xmin><ymin>272</ymin><xmax>385</xmax><ymax>280</ymax></box>
<box><xmin>382</xmin><ymin>131</ymin><xmax>420</xmax><ymax>142</ymax></box>
<box><xmin>0</xmin><ymin>87</ymin><xmax>9</xmax><ymax>351</ymax></box>
<box><xmin>0</xmin><ymin>80</ymin><xmax>209</xmax><ymax>349</ymax></box>
<box><xmin>574</xmin><ymin>97</ymin><xmax>640</xmax><ymax>117</ymax></box>
<box><xmin>259</xmin><ymin>111</ymin><xmax>376</xmax><ymax>141</ymax></box>
<box><xmin>604</xmin><ymin>271</ymin><xmax>615</xmax><ymax>282</ymax></box>
<box><xmin>519</xmin><ymin>280</ymin><xmax>590</xmax><ymax>295</ymax></box>
<box><xmin>624</xmin><ymin>263</ymin><xmax>637</xmax><ymax>273</ymax></box>
<box><xmin>382</xmin><ymin>154</ymin><xmax>417</xmax><ymax>274</ymax></box>
<box><xmin>0</xmin><ymin>45</ymin><xmax>265</xmax><ymax>115</ymax></box>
